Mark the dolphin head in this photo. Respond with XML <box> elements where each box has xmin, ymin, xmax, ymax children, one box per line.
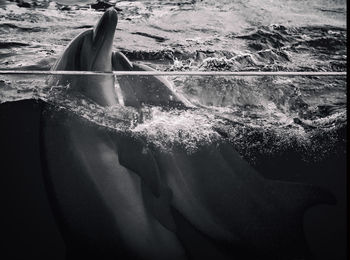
<box><xmin>50</xmin><ymin>7</ymin><xmax>119</xmax><ymax>106</ymax></box>
<box><xmin>80</xmin><ymin>7</ymin><xmax>118</xmax><ymax>72</ymax></box>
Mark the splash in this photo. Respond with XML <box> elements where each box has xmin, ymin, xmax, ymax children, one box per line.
<box><xmin>132</xmin><ymin>106</ymin><xmax>221</xmax><ymax>152</ymax></box>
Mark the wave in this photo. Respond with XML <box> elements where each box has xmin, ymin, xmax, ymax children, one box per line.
<box><xmin>0</xmin><ymin>41</ymin><xmax>29</xmax><ymax>48</ymax></box>
<box><xmin>0</xmin><ymin>22</ymin><xmax>46</xmax><ymax>32</ymax></box>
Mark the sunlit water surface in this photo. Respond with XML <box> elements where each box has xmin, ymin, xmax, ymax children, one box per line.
<box><xmin>0</xmin><ymin>0</ymin><xmax>346</xmax><ymax>163</ymax></box>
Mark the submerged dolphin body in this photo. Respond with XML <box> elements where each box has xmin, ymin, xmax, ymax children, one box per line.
<box><xmin>40</xmin><ymin>107</ymin><xmax>335</xmax><ymax>260</ymax></box>
<box><xmin>49</xmin><ymin>7</ymin><xmax>190</xmax><ymax>108</ymax></box>
<box><xmin>41</xmin><ymin>8</ymin><xmax>335</xmax><ymax>260</ymax></box>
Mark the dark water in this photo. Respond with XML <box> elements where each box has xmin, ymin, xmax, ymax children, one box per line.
<box><xmin>0</xmin><ymin>0</ymin><xmax>347</xmax><ymax>260</ymax></box>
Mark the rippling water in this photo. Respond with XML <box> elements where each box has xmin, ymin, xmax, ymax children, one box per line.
<box><xmin>0</xmin><ymin>0</ymin><xmax>347</xmax><ymax>158</ymax></box>
<box><xmin>0</xmin><ymin>1</ymin><xmax>347</xmax><ymax>259</ymax></box>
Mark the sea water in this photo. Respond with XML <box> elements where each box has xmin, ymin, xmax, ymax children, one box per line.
<box><xmin>0</xmin><ymin>1</ymin><xmax>346</xmax><ymax>259</ymax></box>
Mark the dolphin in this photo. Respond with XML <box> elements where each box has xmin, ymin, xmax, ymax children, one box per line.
<box><xmin>40</xmin><ymin>7</ymin><xmax>336</xmax><ymax>260</ymax></box>
<box><xmin>48</xmin><ymin>7</ymin><xmax>118</xmax><ymax>106</ymax></box>
<box><xmin>44</xmin><ymin>7</ymin><xmax>189</xmax><ymax>259</ymax></box>
<box><xmin>49</xmin><ymin>7</ymin><xmax>191</xmax><ymax>109</ymax></box>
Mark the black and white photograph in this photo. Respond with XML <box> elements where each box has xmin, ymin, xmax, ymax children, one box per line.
<box><xmin>0</xmin><ymin>0</ymin><xmax>347</xmax><ymax>259</ymax></box>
